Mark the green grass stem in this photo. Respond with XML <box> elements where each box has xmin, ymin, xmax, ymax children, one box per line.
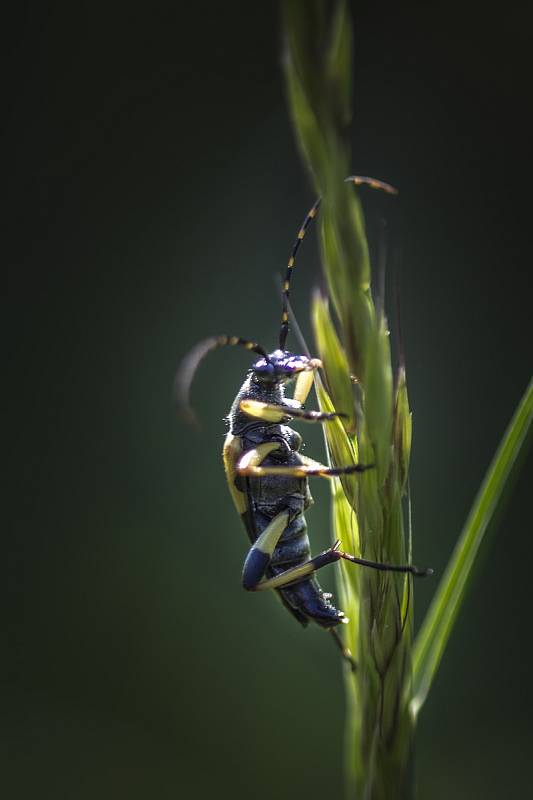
<box><xmin>282</xmin><ymin>2</ymin><xmax>532</xmax><ymax>797</ymax></box>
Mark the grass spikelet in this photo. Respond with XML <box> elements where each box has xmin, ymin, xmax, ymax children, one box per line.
<box><xmin>282</xmin><ymin>2</ymin><xmax>533</xmax><ymax>797</ymax></box>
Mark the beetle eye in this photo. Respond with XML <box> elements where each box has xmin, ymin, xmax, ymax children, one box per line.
<box><xmin>254</xmin><ymin>361</ymin><xmax>275</xmax><ymax>378</ymax></box>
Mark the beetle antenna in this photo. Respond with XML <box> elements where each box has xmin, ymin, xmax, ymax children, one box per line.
<box><xmin>279</xmin><ymin>176</ymin><xmax>398</xmax><ymax>351</ymax></box>
<box><xmin>344</xmin><ymin>175</ymin><xmax>398</xmax><ymax>195</ymax></box>
<box><xmin>176</xmin><ymin>336</ymin><xmax>269</xmax><ymax>426</ymax></box>
<box><xmin>279</xmin><ymin>197</ymin><xmax>321</xmax><ymax>351</ymax></box>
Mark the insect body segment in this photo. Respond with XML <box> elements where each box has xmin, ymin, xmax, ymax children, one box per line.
<box><xmin>221</xmin><ymin>349</ymin><xmax>430</xmax><ymax>647</ymax></box>
<box><xmin>222</xmin><ymin>350</ymin><xmax>359</xmax><ymax>630</ymax></box>
<box><xmin>178</xmin><ymin>176</ymin><xmax>432</xmax><ymax>667</ymax></box>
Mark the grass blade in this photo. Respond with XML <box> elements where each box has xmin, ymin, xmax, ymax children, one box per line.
<box><xmin>411</xmin><ymin>378</ymin><xmax>533</xmax><ymax>716</ymax></box>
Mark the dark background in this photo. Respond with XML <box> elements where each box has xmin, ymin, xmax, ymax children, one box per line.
<box><xmin>4</xmin><ymin>2</ymin><xmax>532</xmax><ymax>798</ymax></box>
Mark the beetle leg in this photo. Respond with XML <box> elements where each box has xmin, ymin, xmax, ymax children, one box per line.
<box><xmin>338</xmin><ymin>546</ymin><xmax>433</xmax><ymax>576</ymax></box>
<box><xmin>252</xmin><ymin>541</ymin><xmax>345</xmax><ymax>590</ymax></box>
<box><xmin>242</xmin><ymin>511</ymin><xmax>290</xmax><ymax>591</ymax></box>
<box><xmin>252</xmin><ymin>540</ymin><xmax>432</xmax><ymax>592</ymax></box>
<box><xmin>237</xmin><ymin>442</ymin><xmax>281</xmax><ymax>472</ymax></box>
<box><xmin>237</xmin><ymin>457</ymin><xmax>373</xmax><ymax>479</ymax></box>
<box><xmin>240</xmin><ymin>398</ymin><xmax>343</xmax><ymax>424</ymax></box>
<box><xmin>292</xmin><ymin>359</ymin><xmax>322</xmax><ymax>405</ymax></box>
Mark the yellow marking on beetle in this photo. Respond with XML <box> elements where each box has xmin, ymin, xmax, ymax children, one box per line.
<box><xmin>299</xmin><ymin>454</ymin><xmax>328</xmax><ymax>471</ymax></box>
<box><xmin>293</xmin><ymin>370</ymin><xmax>314</xmax><ymax>405</ymax></box>
<box><xmin>297</xmin><ymin>229</ymin><xmax>305</xmax><ymax>239</ymax></box>
<box><xmin>245</xmin><ymin>341</ymin><xmax>255</xmax><ymax>350</ymax></box>
<box><xmin>222</xmin><ymin>433</ymin><xmax>247</xmax><ymax>514</ymax></box>
<box><xmin>288</xmin><ymin>257</ymin><xmax>295</xmax><ymax>268</ymax></box>
<box><xmin>309</xmin><ymin>207</ymin><xmax>317</xmax><ymax>218</ymax></box>
<box><xmin>254</xmin><ymin>511</ymin><xmax>290</xmax><ymax>556</ymax></box>
<box><xmin>238</xmin><ymin>442</ymin><xmax>280</xmax><ymax>471</ymax></box>
<box><xmin>283</xmin><ymin>280</ymin><xmax>290</xmax><ymax>292</ymax></box>
<box><xmin>255</xmin><ymin>560</ymin><xmax>315</xmax><ymax>591</ymax></box>
<box><xmin>239</xmin><ymin>463</ymin><xmax>336</xmax><ymax>479</ymax></box>
<box><xmin>282</xmin><ymin>312</ymin><xmax>289</xmax><ymax>323</ymax></box>
<box><xmin>217</xmin><ymin>336</ymin><xmax>228</xmax><ymax>345</ymax></box>
<box><xmin>240</xmin><ymin>399</ymin><xmax>287</xmax><ymax>423</ymax></box>
<box><xmin>239</xmin><ymin>465</ymin><xmax>306</xmax><ymax>478</ymax></box>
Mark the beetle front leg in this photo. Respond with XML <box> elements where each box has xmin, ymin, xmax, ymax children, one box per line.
<box><xmin>240</xmin><ymin>398</ymin><xmax>343</xmax><ymax>424</ymax></box>
<box><xmin>292</xmin><ymin>360</ymin><xmax>322</xmax><ymax>405</ymax></box>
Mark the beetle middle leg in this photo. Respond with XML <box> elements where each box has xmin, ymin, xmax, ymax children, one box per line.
<box><xmin>237</xmin><ymin>454</ymin><xmax>373</xmax><ymax>480</ymax></box>
<box><xmin>236</xmin><ymin>442</ymin><xmax>372</xmax><ymax>480</ymax></box>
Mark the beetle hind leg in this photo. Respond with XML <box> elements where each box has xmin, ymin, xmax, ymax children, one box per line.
<box><xmin>250</xmin><ymin>540</ymin><xmax>432</xmax><ymax>591</ymax></box>
<box><xmin>241</xmin><ymin>511</ymin><xmax>290</xmax><ymax>591</ymax></box>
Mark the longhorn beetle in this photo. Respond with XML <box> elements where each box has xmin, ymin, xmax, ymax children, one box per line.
<box><xmin>177</xmin><ymin>176</ymin><xmax>433</xmax><ymax>667</ymax></box>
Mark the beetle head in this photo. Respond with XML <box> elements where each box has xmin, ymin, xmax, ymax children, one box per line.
<box><xmin>252</xmin><ymin>350</ymin><xmax>321</xmax><ymax>385</ymax></box>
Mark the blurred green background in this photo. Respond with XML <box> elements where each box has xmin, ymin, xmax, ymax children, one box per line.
<box><xmin>4</xmin><ymin>2</ymin><xmax>532</xmax><ymax>798</ymax></box>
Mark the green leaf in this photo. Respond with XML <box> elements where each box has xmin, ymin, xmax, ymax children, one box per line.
<box><xmin>312</xmin><ymin>291</ymin><xmax>356</xmax><ymax>433</ymax></box>
<box><xmin>314</xmin><ymin>372</ymin><xmax>360</xmax><ymax>508</ymax></box>
<box><xmin>282</xmin><ymin>0</ymin><xmax>339</xmax><ymax>194</ymax></box>
<box><xmin>363</xmin><ymin>314</ymin><xmax>393</xmax><ymax>483</ymax></box>
<box><xmin>393</xmin><ymin>366</ymin><xmax>412</xmax><ymax>494</ymax></box>
<box><xmin>325</xmin><ymin>0</ymin><xmax>353</xmax><ymax>127</ymax></box>
<box><xmin>411</xmin><ymin>378</ymin><xmax>533</xmax><ymax>716</ymax></box>
<box><xmin>320</xmin><ymin>190</ymin><xmax>371</xmax><ymax>322</ymax></box>
<box><xmin>283</xmin><ymin>45</ymin><xmax>330</xmax><ymax>192</ymax></box>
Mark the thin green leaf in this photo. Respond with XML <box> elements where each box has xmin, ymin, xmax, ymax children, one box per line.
<box><xmin>411</xmin><ymin>378</ymin><xmax>533</xmax><ymax>716</ymax></box>
<box><xmin>321</xmin><ymin>191</ymin><xmax>371</xmax><ymax>326</ymax></box>
<box><xmin>312</xmin><ymin>291</ymin><xmax>356</xmax><ymax>433</ymax></box>
<box><xmin>363</xmin><ymin>314</ymin><xmax>393</xmax><ymax>483</ymax></box>
<box><xmin>325</xmin><ymin>0</ymin><xmax>353</xmax><ymax>127</ymax></box>
<box><xmin>314</xmin><ymin>372</ymin><xmax>360</xmax><ymax>507</ymax></box>
<box><xmin>282</xmin><ymin>0</ymin><xmax>339</xmax><ymax>194</ymax></box>
<box><xmin>283</xmin><ymin>49</ymin><xmax>330</xmax><ymax>192</ymax></box>
<box><xmin>393</xmin><ymin>367</ymin><xmax>412</xmax><ymax>494</ymax></box>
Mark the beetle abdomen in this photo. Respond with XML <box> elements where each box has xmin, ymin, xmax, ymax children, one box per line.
<box><xmin>236</xmin><ymin>415</ymin><xmax>346</xmax><ymax>628</ymax></box>
<box><xmin>268</xmin><ymin>514</ymin><xmax>346</xmax><ymax>628</ymax></box>
<box><xmin>275</xmin><ymin>572</ymin><xmax>345</xmax><ymax>628</ymax></box>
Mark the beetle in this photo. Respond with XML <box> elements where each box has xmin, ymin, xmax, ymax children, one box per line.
<box><xmin>177</xmin><ymin>176</ymin><xmax>432</xmax><ymax>666</ymax></box>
